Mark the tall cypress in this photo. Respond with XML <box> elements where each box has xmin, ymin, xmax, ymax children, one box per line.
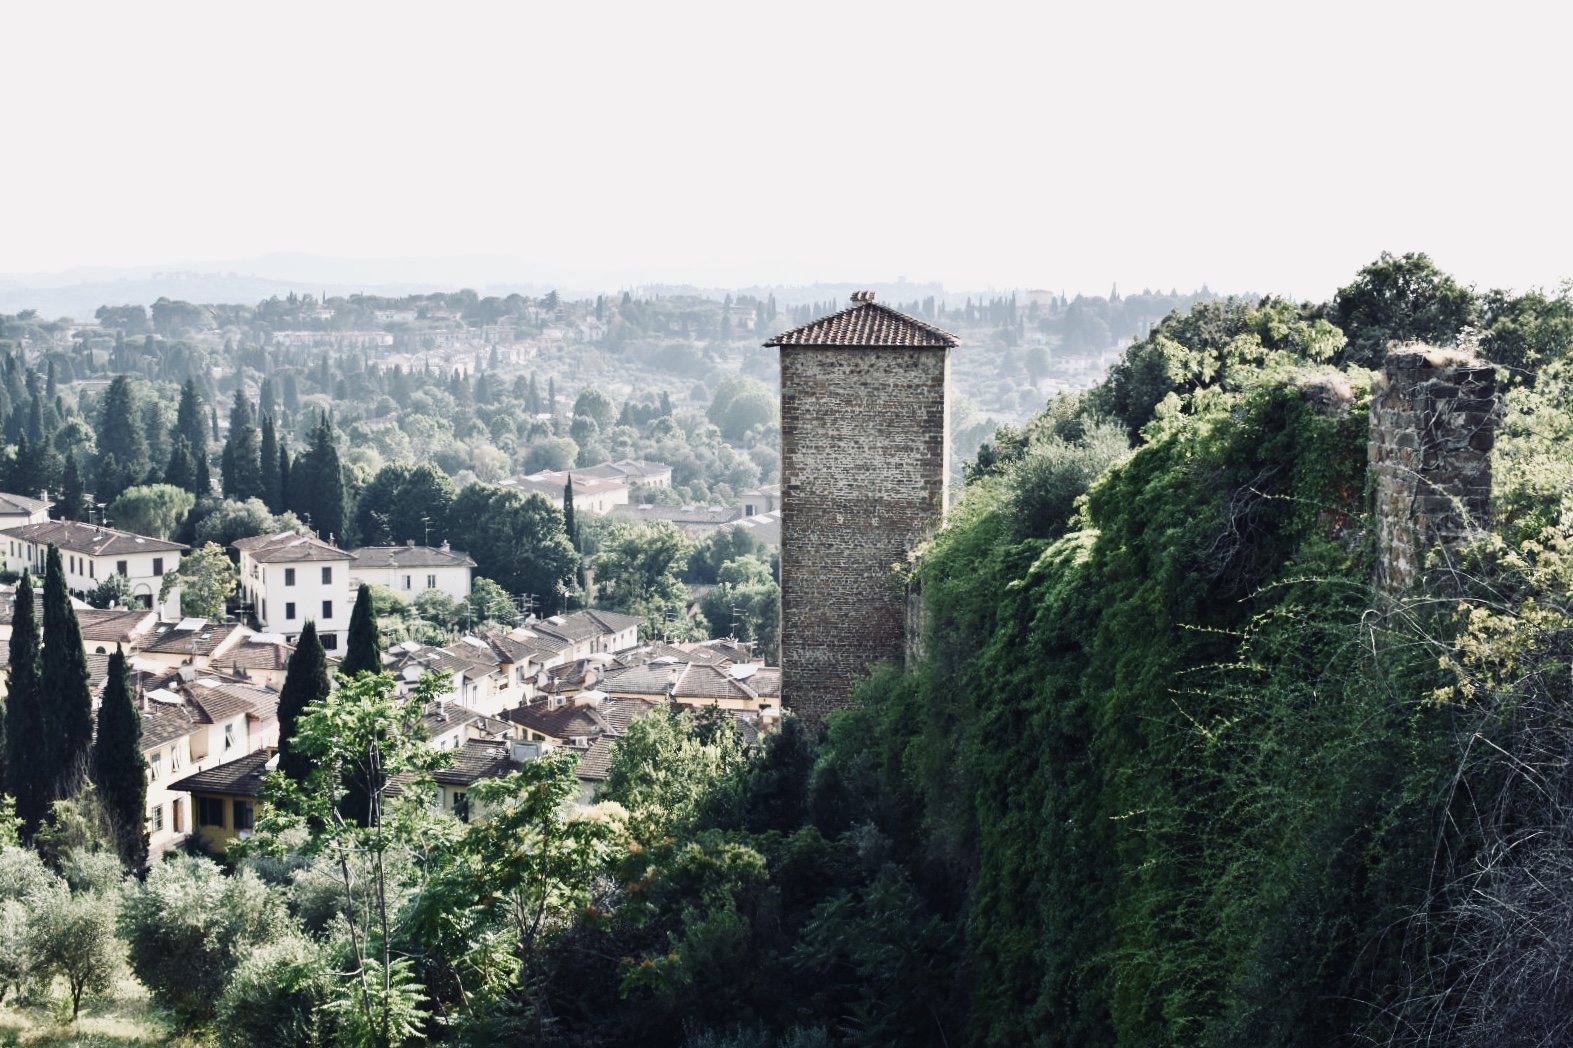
<box><xmin>42</xmin><ymin>544</ymin><xmax>93</xmax><ymax>802</ymax></box>
<box><xmin>563</xmin><ymin>474</ymin><xmax>577</xmax><ymax>550</ymax></box>
<box><xmin>175</xmin><ymin>378</ymin><xmax>207</xmax><ymax>458</ymax></box>
<box><xmin>277</xmin><ymin>445</ymin><xmax>291</xmax><ymax>507</ymax></box>
<box><xmin>288</xmin><ymin>412</ymin><xmax>345</xmax><ymax>542</ymax></box>
<box><xmin>221</xmin><ymin>388</ymin><xmax>262</xmax><ymax>501</ymax></box>
<box><xmin>275</xmin><ymin>621</ymin><xmax>330</xmax><ymax>787</ymax></box>
<box><xmin>340</xmin><ymin>584</ymin><xmax>381</xmax><ymax>678</ymax></box>
<box><xmin>90</xmin><ymin>646</ymin><xmax>147</xmax><ymax>870</ymax></box>
<box><xmin>52</xmin><ymin>451</ymin><xmax>88</xmax><ymax>522</ymax></box>
<box><xmin>96</xmin><ymin>375</ymin><xmax>148</xmax><ymax>504</ymax></box>
<box><xmin>163</xmin><ymin>434</ymin><xmax>198</xmax><ymax>493</ymax></box>
<box><xmin>6</xmin><ymin>574</ymin><xmax>46</xmax><ymax>838</ymax></box>
<box><xmin>259</xmin><ymin>414</ymin><xmax>281</xmax><ymax>513</ymax></box>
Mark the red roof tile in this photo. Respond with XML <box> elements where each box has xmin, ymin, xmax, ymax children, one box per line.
<box><xmin>764</xmin><ymin>298</ymin><xmax>959</xmax><ymax>348</ymax></box>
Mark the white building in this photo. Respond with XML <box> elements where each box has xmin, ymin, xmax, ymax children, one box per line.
<box><xmin>0</xmin><ymin>491</ymin><xmax>52</xmax><ymax>529</ymax></box>
<box><xmin>503</xmin><ymin>470</ymin><xmax>630</xmax><ymax>514</ymax></box>
<box><xmin>0</xmin><ymin>519</ymin><xmax>185</xmax><ymax>617</ymax></box>
<box><xmin>577</xmin><ymin>459</ymin><xmax>674</xmax><ymax>489</ymax></box>
<box><xmin>232</xmin><ymin>531</ymin><xmax>351</xmax><ymax>651</ymax></box>
<box><xmin>347</xmin><ymin>541</ymin><xmax>477</xmax><ymax>603</ymax></box>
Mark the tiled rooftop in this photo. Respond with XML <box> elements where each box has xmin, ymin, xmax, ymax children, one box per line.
<box><xmin>764</xmin><ymin>296</ymin><xmax>959</xmax><ymax>349</ymax></box>
<box><xmin>232</xmin><ymin>531</ymin><xmax>347</xmax><ymax>563</ymax></box>
<box><xmin>0</xmin><ymin>519</ymin><xmax>187</xmax><ymax>555</ymax></box>
<box><xmin>347</xmin><ymin>544</ymin><xmax>478</xmax><ymax>570</ymax></box>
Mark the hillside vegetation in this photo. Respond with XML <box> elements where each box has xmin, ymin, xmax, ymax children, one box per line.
<box><xmin>9</xmin><ymin>253</ymin><xmax>1573</xmax><ymax>1048</ymax></box>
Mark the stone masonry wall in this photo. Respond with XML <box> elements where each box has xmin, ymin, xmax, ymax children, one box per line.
<box><xmin>1370</xmin><ymin>347</ymin><xmax>1496</xmax><ymax>596</ymax></box>
<box><xmin>779</xmin><ymin>345</ymin><xmax>950</xmax><ymax>722</ymax></box>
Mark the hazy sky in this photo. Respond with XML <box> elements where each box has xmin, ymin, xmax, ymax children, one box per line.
<box><xmin>3</xmin><ymin>1</ymin><xmax>1567</xmax><ymax>299</ymax></box>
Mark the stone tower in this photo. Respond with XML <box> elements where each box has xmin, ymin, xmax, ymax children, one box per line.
<box><xmin>1369</xmin><ymin>345</ymin><xmax>1496</xmax><ymax>596</ymax></box>
<box><xmin>766</xmin><ymin>292</ymin><xmax>958</xmax><ymax>722</ymax></box>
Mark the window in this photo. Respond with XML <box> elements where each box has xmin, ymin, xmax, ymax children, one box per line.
<box><xmin>321</xmin><ymin>633</ymin><xmax>339</xmax><ymax>651</ymax></box>
<box><xmin>198</xmin><ymin>797</ymin><xmax>225</xmax><ymax>827</ymax></box>
<box><xmin>223</xmin><ymin>723</ymin><xmax>235</xmax><ymax>751</ymax></box>
<box><xmin>148</xmin><ymin>753</ymin><xmax>162</xmax><ymax>781</ymax></box>
<box><xmin>322</xmin><ymin>566</ymin><xmax>332</xmax><ymax>584</ymax></box>
<box><xmin>170</xmin><ymin>746</ymin><xmax>182</xmax><ymax>772</ymax></box>
<box><xmin>427</xmin><ymin>574</ymin><xmax>437</xmax><ymax>590</ymax></box>
<box><xmin>403</xmin><ymin>575</ymin><xmax>411</xmax><ymax>590</ymax></box>
<box><xmin>233</xmin><ymin>800</ymin><xmax>255</xmax><ymax>832</ymax></box>
<box><xmin>153</xmin><ymin>557</ymin><xmax>163</xmax><ymax>576</ymax></box>
<box><xmin>116</xmin><ymin>560</ymin><xmax>128</xmax><ymax>576</ymax></box>
<box><xmin>284</xmin><ymin>568</ymin><xmax>296</xmax><ymax>586</ymax></box>
<box><xmin>152</xmin><ymin>805</ymin><xmax>164</xmax><ymax>832</ymax></box>
<box><xmin>452</xmin><ymin>791</ymin><xmax>470</xmax><ymax>822</ymax></box>
<box><xmin>173</xmin><ymin>799</ymin><xmax>184</xmax><ymax>833</ymax></box>
<box><xmin>285</xmin><ymin>602</ymin><xmax>296</xmax><ymax>621</ymax></box>
<box><xmin>322</xmin><ymin>600</ymin><xmax>333</xmax><ymax>619</ymax></box>
<box><xmin>89</xmin><ymin>561</ymin><xmax>95</xmax><ymax>578</ymax></box>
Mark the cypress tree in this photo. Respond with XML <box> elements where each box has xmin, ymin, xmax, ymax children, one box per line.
<box><xmin>275</xmin><ymin>621</ymin><xmax>330</xmax><ymax>787</ymax></box>
<box><xmin>340</xmin><ymin>584</ymin><xmax>382</xmax><ymax>678</ymax></box>
<box><xmin>163</xmin><ymin>434</ymin><xmax>198</xmax><ymax>493</ymax></box>
<box><xmin>42</xmin><ymin>544</ymin><xmax>93</xmax><ymax>802</ymax></box>
<box><xmin>195</xmin><ymin>450</ymin><xmax>212</xmax><ymax>497</ymax></box>
<box><xmin>563</xmin><ymin>474</ymin><xmax>577</xmax><ymax>550</ymax></box>
<box><xmin>259</xmin><ymin>414</ymin><xmax>281</xmax><ymax>512</ymax></box>
<box><xmin>288</xmin><ymin>413</ymin><xmax>345</xmax><ymax>542</ymax></box>
<box><xmin>6</xmin><ymin>574</ymin><xmax>46</xmax><ymax>838</ymax></box>
<box><xmin>278</xmin><ymin>444</ymin><xmax>291</xmax><ymax>503</ymax></box>
<box><xmin>52</xmin><ymin>451</ymin><xmax>88</xmax><ymax>521</ymax></box>
<box><xmin>221</xmin><ymin>388</ymin><xmax>262</xmax><ymax>501</ymax></box>
<box><xmin>90</xmin><ymin>646</ymin><xmax>147</xmax><ymax>870</ymax></box>
<box><xmin>96</xmin><ymin>375</ymin><xmax>148</xmax><ymax>503</ymax></box>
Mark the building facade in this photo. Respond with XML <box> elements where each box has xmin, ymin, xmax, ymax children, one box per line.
<box><xmin>0</xmin><ymin>519</ymin><xmax>185</xmax><ymax>617</ymax></box>
<box><xmin>232</xmin><ymin>531</ymin><xmax>351</xmax><ymax>650</ymax></box>
<box><xmin>347</xmin><ymin>542</ymin><xmax>477</xmax><ymax>602</ymax></box>
<box><xmin>767</xmin><ymin>292</ymin><xmax>956</xmax><ymax>722</ymax></box>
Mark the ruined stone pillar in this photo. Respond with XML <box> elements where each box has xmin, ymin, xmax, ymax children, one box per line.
<box><xmin>1369</xmin><ymin>346</ymin><xmax>1496</xmax><ymax>596</ymax></box>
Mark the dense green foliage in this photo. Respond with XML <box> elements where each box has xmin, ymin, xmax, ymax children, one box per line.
<box><xmin>42</xmin><ymin>546</ymin><xmax>93</xmax><ymax>805</ymax></box>
<box><xmin>89</xmin><ymin>647</ymin><xmax>146</xmax><ymax>870</ymax></box>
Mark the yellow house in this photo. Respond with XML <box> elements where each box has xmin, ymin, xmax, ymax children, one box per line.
<box><xmin>168</xmin><ymin>750</ymin><xmax>273</xmax><ymax>855</ymax></box>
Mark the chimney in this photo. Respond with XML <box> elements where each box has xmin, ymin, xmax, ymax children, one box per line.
<box><xmin>406</xmin><ymin>539</ymin><xmax>415</xmax><ymax>547</ymax></box>
<box><xmin>851</xmin><ymin>290</ymin><xmax>876</xmax><ymax>304</ymax></box>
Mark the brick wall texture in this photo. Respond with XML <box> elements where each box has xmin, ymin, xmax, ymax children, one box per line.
<box><xmin>778</xmin><ymin>345</ymin><xmax>950</xmax><ymax>722</ymax></box>
<box><xmin>1370</xmin><ymin>347</ymin><xmax>1496</xmax><ymax>596</ymax></box>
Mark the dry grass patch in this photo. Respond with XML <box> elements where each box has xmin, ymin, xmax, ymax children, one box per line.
<box><xmin>0</xmin><ymin>976</ymin><xmax>197</xmax><ymax>1048</ymax></box>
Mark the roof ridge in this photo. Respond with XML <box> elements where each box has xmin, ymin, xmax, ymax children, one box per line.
<box><xmin>764</xmin><ymin>299</ymin><xmax>960</xmax><ymax>348</ymax></box>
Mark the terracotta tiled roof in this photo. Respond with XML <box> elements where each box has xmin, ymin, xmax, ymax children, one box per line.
<box><xmin>0</xmin><ymin>587</ymin><xmax>45</xmax><ymax>627</ymax></box>
<box><xmin>433</xmin><ymin>738</ymin><xmax>523</xmax><ymax>787</ymax></box>
<box><xmin>672</xmin><ymin>663</ymin><xmax>759</xmax><ymax>704</ymax></box>
<box><xmin>573</xmin><ymin>734</ymin><xmax>616</xmax><ymax>781</ymax></box>
<box><xmin>186</xmin><ymin>679</ymin><xmax>276</xmax><ymax>724</ymax></box>
<box><xmin>77</xmin><ymin>608</ymin><xmax>158</xmax><ymax>645</ymax></box>
<box><xmin>143</xmin><ymin>621</ymin><xmax>247</xmax><ymax>656</ymax></box>
<box><xmin>0</xmin><ymin>519</ymin><xmax>187</xmax><ymax>555</ymax></box>
<box><xmin>602</xmin><ymin>662</ymin><xmax>682</xmax><ymax>697</ymax></box>
<box><xmin>416</xmin><ymin>700</ymin><xmax>509</xmax><ymax>739</ymax></box>
<box><xmin>600</xmin><ymin>695</ymin><xmax>658</xmax><ymax>734</ymax></box>
<box><xmin>219</xmin><ymin>637</ymin><xmax>295</xmax><ymax>674</ymax></box>
<box><xmin>576</xmin><ymin>459</ymin><xmax>672</xmax><ymax>484</ymax></box>
<box><xmin>141</xmin><ymin>703</ymin><xmax>197</xmax><ymax>750</ymax></box>
<box><xmin>501</xmin><ymin>701</ymin><xmax>609</xmax><ymax>742</ymax></box>
<box><xmin>232</xmin><ymin>531</ymin><xmax>347</xmax><ymax>563</ymax></box>
<box><xmin>0</xmin><ymin>492</ymin><xmax>50</xmax><ymax>516</ymax></box>
<box><xmin>169</xmin><ymin>749</ymin><xmax>273</xmax><ymax>796</ymax></box>
<box><xmin>764</xmin><ymin>298</ymin><xmax>959</xmax><ymax>348</ymax></box>
<box><xmin>347</xmin><ymin>545</ymin><xmax>478</xmax><ymax>570</ymax></box>
<box><xmin>527</xmin><ymin>609</ymin><xmax>644</xmax><ymax>647</ymax></box>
